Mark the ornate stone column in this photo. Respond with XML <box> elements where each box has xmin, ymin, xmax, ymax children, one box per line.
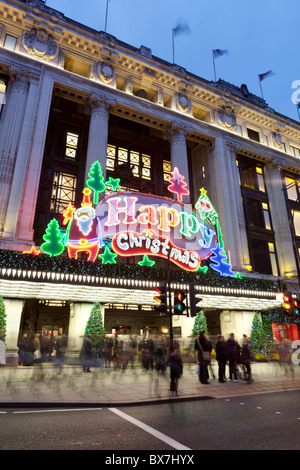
<box><xmin>225</xmin><ymin>140</ymin><xmax>252</xmax><ymax>271</ymax></box>
<box><xmin>264</xmin><ymin>160</ymin><xmax>297</xmax><ymax>278</ymax></box>
<box><xmin>0</xmin><ymin>67</ymin><xmax>30</xmax><ymax>234</ymax></box>
<box><xmin>208</xmin><ymin>136</ymin><xmax>251</xmax><ymax>271</ymax></box>
<box><xmin>164</xmin><ymin>122</ymin><xmax>191</xmax><ymax>203</ymax></box>
<box><xmin>85</xmin><ymin>93</ymin><xmax>115</xmax><ymax>181</ymax></box>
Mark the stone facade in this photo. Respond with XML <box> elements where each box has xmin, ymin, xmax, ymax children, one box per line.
<box><xmin>0</xmin><ymin>0</ymin><xmax>299</xmax><ymax>358</ymax></box>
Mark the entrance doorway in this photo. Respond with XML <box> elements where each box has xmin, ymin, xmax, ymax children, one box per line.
<box><xmin>20</xmin><ymin>299</ymin><xmax>70</xmax><ymax>341</ymax></box>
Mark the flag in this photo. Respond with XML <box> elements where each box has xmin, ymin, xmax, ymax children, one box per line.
<box><xmin>213</xmin><ymin>49</ymin><xmax>228</xmax><ymax>58</ymax></box>
<box><xmin>173</xmin><ymin>21</ymin><xmax>191</xmax><ymax>36</ymax></box>
<box><xmin>258</xmin><ymin>70</ymin><xmax>274</xmax><ymax>81</ymax></box>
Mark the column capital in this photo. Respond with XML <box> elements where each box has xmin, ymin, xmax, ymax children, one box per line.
<box><xmin>9</xmin><ymin>66</ymin><xmax>34</xmax><ymax>85</ymax></box>
<box><xmin>225</xmin><ymin>138</ymin><xmax>242</xmax><ymax>156</ymax></box>
<box><xmin>89</xmin><ymin>92</ymin><xmax>116</xmax><ymax>112</ymax></box>
<box><xmin>163</xmin><ymin>122</ymin><xmax>193</xmax><ymax>141</ymax></box>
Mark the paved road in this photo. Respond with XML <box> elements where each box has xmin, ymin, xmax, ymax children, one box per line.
<box><xmin>1</xmin><ymin>390</ymin><xmax>299</xmax><ymax>451</ymax></box>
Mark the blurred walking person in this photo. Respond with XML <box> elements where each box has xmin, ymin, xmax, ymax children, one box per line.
<box><xmin>82</xmin><ymin>334</ymin><xmax>93</xmax><ymax>372</ymax></box>
<box><xmin>169</xmin><ymin>348</ymin><xmax>183</xmax><ymax>396</ymax></box>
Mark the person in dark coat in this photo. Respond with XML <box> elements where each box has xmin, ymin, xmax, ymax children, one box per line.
<box><xmin>215</xmin><ymin>335</ymin><xmax>228</xmax><ymax>383</ymax></box>
<box><xmin>82</xmin><ymin>334</ymin><xmax>93</xmax><ymax>372</ymax></box>
<box><xmin>195</xmin><ymin>331</ymin><xmax>212</xmax><ymax>384</ymax></box>
<box><xmin>169</xmin><ymin>348</ymin><xmax>183</xmax><ymax>396</ymax></box>
<box><xmin>17</xmin><ymin>332</ymin><xmax>34</xmax><ymax>366</ymax></box>
<box><xmin>226</xmin><ymin>333</ymin><xmax>241</xmax><ymax>382</ymax></box>
<box><xmin>241</xmin><ymin>335</ymin><xmax>253</xmax><ymax>383</ymax></box>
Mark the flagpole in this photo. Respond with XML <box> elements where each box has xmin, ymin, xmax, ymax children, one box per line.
<box><xmin>258</xmin><ymin>75</ymin><xmax>264</xmax><ymax>99</ymax></box>
<box><xmin>104</xmin><ymin>0</ymin><xmax>109</xmax><ymax>32</ymax></box>
<box><xmin>172</xmin><ymin>29</ymin><xmax>175</xmax><ymax>63</ymax></box>
<box><xmin>212</xmin><ymin>51</ymin><xmax>216</xmax><ymax>81</ymax></box>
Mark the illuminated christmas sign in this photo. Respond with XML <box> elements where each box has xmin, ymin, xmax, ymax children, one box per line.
<box><xmin>95</xmin><ymin>192</ymin><xmax>216</xmax><ymax>271</ymax></box>
<box><xmin>35</xmin><ymin>162</ymin><xmax>237</xmax><ymax>276</ymax></box>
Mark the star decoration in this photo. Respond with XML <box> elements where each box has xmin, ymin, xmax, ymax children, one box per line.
<box><xmin>98</xmin><ymin>247</ymin><xmax>117</xmax><ymax>264</ymax></box>
<box><xmin>22</xmin><ymin>246</ymin><xmax>41</xmax><ymax>256</ymax></box>
<box><xmin>200</xmin><ymin>188</ymin><xmax>207</xmax><ymax>197</ymax></box>
<box><xmin>138</xmin><ymin>255</ymin><xmax>155</xmax><ymax>267</ymax></box>
<box><xmin>62</xmin><ymin>203</ymin><xmax>76</xmax><ymax>225</ymax></box>
<box><xmin>144</xmin><ymin>229</ymin><xmax>153</xmax><ymax>238</ymax></box>
<box><xmin>197</xmin><ymin>265</ymin><xmax>208</xmax><ymax>274</ymax></box>
<box><xmin>106</xmin><ymin>177</ymin><xmax>121</xmax><ymax>191</ymax></box>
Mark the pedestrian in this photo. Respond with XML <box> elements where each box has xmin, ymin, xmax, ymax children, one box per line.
<box><xmin>195</xmin><ymin>331</ymin><xmax>212</xmax><ymax>384</ymax></box>
<box><xmin>215</xmin><ymin>335</ymin><xmax>227</xmax><ymax>383</ymax></box>
<box><xmin>169</xmin><ymin>348</ymin><xmax>183</xmax><ymax>396</ymax></box>
<box><xmin>33</xmin><ymin>333</ymin><xmax>42</xmax><ymax>363</ymax></box>
<box><xmin>17</xmin><ymin>332</ymin><xmax>34</xmax><ymax>366</ymax></box>
<box><xmin>139</xmin><ymin>334</ymin><xmax>154</xmax><ymax>371</ymax></box>
<box><xmin>226</xmin><ymin>333</ymin><xmax>241</xmax><ymax>382</ymax></box>
<box><xmin>103</xmin><ymin>335</ymin><xmax>113</xmax><ymax>368</ymax></box>
<box><xmin>241</xmin><ymin>334</ymin><xmax>253</xmax><ymax>383</ymax></box>
<box><xmin>82</xmin><ymin>334</ymin><xmax>93</xmax><ymax>372</ymax></box>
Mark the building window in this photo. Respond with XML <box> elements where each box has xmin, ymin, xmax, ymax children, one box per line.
<box><xmin>0</xmin><ymin>80</ymin><xmax>6</xmax><ymax>114</ymax></box>
<box><xmin>50</xmin><ymin>172</ymin><xmax>77</xmax><ymax>215</ymax></box>
<box><xmin>249</xmin><ymin>238</ymin><xmax>278</xmax><ymax>276</ymax></box>
<box><xmin>256</xmin><ymin>167</ymin><xmax>266</xmax><ymax>192</ymax></box>
<box><xmin>262</xmin><ymin>203</ymin><xmax>272</xmax><ymax>230</ymax></box>
<box><xmin>247</xmin><ymin>128</ymin><xmax>260</xmax><ymax>142</ymax></box>
<box><xmin>3</xmin><ymin>34</ymin><xmax>17</xmax><ymax>51</ymax></box>
<box><xmin>65</xmin><ymin>132</ymin><xmax>79</xmax><ymax>159</ymax></box>
<box><xmin>268</xmin><ymin>242</ymin><xmax>279</xmax><ymax>276</ymax></box>
<box><xmin>106</xmin><ymin>144</ymin><xmax>152</xmax><ymax>180</ymax></box>
<box><xmin>285</xmin><ymin>176</ymin><xmax>299</xmax><ymax>201</ymax></box>
<box><xmin>291</xmin><ymin>146</ymin><xmax>300</xmax><ymax>159</ymax></box>
<box><xmin>163</xmin><ymin>160</ymin><xmax>172</xmax><ymax>182</ymax></box>
<box><xmin>292</xmin><ymin>210</ymin><xmax>300</xmax><ymax>236</ymax></box>
<box><xmin>239</xmin><ymin>160</ymin><xmax>266</xmax><ymax>192</ymax></box>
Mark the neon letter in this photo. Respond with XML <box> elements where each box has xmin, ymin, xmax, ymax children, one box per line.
<box><xmin>105</xmin><ymin>196</ymin><xmax>138</xmax><ymax>226</ymax></box>
<box><xmin>157</xmin><ymin>207</ymin><xmax>180</xmax><ymax>232</ymax></box>
<box><xmin>137</xmin><ymin>205</ymin><xmax>159</xmax><ymax>226</ymax></box>
<box><xmin>179</xmin><ymin>212</ymin><xmax>199</xmax><ymax>238</ymax></box>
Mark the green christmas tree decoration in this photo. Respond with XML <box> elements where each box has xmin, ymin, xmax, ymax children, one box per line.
<box><xmin>192</xmin><ymin>311</ymin><xmax>209</xmax><ymax>337</ymax></box>
<box><xmin>0</xmin><ymin>296</ymin><xmax>7</xmax><ymax>342</ymax></box>
<box><xmin>138</xmin><ymin>255</ymin><xmax>155</xmax><ymax>267</ymax></box>
<box><xmin>84</xmin><ymin>302</ymin><xmax>106</xmax><ymax>358</ymax></box>
<box><xmin>98</xmin><ymin>246</ymin><xmax>117</xmax><ymax>264</ymax></box>
<box><xmin>41</xmin><ymin>218</ymin><xmax>65</xmax><ymax>256</ymax></box>
<box><xmin>86</xmin><ymin>161</ymin><xmax>106</xmax><ymax>205</ymax></box>
<box><xmin>250</xmin><ymin>311</ymin><xmax>267</xmax><ymax>356</ymax></box>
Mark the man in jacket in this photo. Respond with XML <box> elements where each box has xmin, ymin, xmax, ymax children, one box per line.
<box><xmin>215</xmin><ymin>335</ymin><xmax>227</xmax><ymax>383</ymax></box>
<box><xmin>226</xmin><ymin>333</ymin><xmax>241</xmax><ymax>382</ymax></box>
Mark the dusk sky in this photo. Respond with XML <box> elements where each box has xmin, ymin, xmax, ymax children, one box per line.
<box><xmin>46</xmin><ymin>0</ymin><xmax>300</xmax><ymax>122</ymax></box>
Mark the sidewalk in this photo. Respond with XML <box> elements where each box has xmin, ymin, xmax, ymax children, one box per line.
<box><xmin>0</xmin><ymin>361</ymin><xmax>299</xmax><ymax>407</ymax></box>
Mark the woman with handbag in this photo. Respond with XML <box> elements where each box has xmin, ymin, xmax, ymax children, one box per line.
<box><xmin>195</xmin><ymin>331</ymin><xmax>212</xmax><ymax>384</ymax></box>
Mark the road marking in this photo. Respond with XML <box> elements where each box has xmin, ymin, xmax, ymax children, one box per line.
<box><xmin>12</xmin><ymin>408</ymin><xmax>102</xmax><ymax>414</ymax></box>
<box><xmin>108</xmin><ymin>407</ymin><xmax>191</xmax><ymax>451</ymax></box>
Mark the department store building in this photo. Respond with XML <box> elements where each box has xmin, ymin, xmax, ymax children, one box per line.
<box><xmin>0</xmin><ymin>0</ymin><xmax>298</xmax><ymax>360</ymax></box>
